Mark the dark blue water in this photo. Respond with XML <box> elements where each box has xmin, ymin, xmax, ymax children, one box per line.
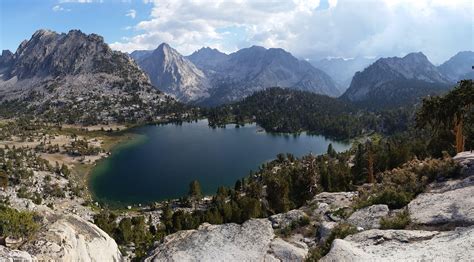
<box><xmin>90</xmin><ymin>120</ymin><xmax>350</xmax><ymax>206</ymax></box>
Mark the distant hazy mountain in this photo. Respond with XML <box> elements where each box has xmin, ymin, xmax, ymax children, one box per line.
<box><xmin>438</xmin><ymin>51</ymin><xmax>474</xmax><ymax>82</ymax></box>
<box><xmin>133</xmin><ymin>43</ymin><xmax>211</xmax><ymax>102</ymax></box>
<box><xmin>132</xmin><ymin>45</ymin><xmax>339</xmax><ymax>105</ymax></box>
<box><xmin>312</xmin><ymin>57</ymin><xmax>376</xmax><ymax>93</ymax></box>
<box><xmin>0</xmin><ymin>29</ymin><xmax>175</xmax><ymax>124</ymax></box>
<box><xmin>342</xmin><ymin>52</ymin><xmax>453</xmax><ymax>108</ymax></box>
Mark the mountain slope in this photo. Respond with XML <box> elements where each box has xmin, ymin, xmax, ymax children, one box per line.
<box><xmin>312</xmin><ymin>57</ymin><xmax>376</xmax><ymax>92</ymax></box>
<box><xmin>342</xmin><ymin>52</ymin><xmax>453</xmax><ymax>108</ymax></box>
<box><xmin>0</xmin><ymin>29</ymin><xmax>180</xmax><ymax>124</ymax></box>
<box><xmin>201</xmin><ymin>46</ymin><xmax>339</xmax><ymax>105</ymax></box>
<box><xmin>129</xmin><ymin>50</ymin><xmax>153</xmax><ymax>61</ymax></box>
<box><xmin>133</xmin><ymin>43</ymin><xmax>211</xmax><ymax>103</ymax></box>
<box><xmin>187</xmin><ymin>47</ymin><xmax>229</xmax><ymax>71</ymax></box>
<box><xmin>438</xmin><ymin>51</ymin><xmax>474</xmax><ymax>82</ymax></box>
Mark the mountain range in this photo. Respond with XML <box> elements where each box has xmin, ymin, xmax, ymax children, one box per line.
<box><xmin>132</xmin><ymin>44</ymin><xmax>339</xmax><ymax>105</ymax></box>
<box><xmin>0</xmin><ymin>29</ymin><xmax>471</xmax><ymax>117</ymax></box>
<box><xmin>0</xmin><ymin>29</ymin><xmax>178</xmax><ymax>124</ymax></box>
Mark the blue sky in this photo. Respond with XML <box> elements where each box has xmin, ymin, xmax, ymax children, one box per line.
<box><xmin>0</xmin><ymin>0</ymin><xmax>150</xmax><ymax>51</ymax></box>
<box><xmin>1</xmin><ymin>0</ymin><xmax>472</xmax><ymax>64</ymax></box>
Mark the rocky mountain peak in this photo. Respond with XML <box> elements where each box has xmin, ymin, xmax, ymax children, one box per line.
<box><xmin>135</xmin><ymin>42</ymin><xmax>211</xmax><ymax>102</ymax></box>
<box><xmin>4</xmin><ymin>28</ymin><xmax>147</xmax><ymax>81</ymax></box>
<box><xmin>0</xmin><ymin>29</ymin><xmax>170</xmax><ymax>124</ymax></box>
<box><xmin>1</xmin><ymin>50</ymin><xmax>13</xmax><ymax>57</ymax></box>
<box><xmin>342</xmin><ymin>52</ymin><xmax>452</xmax><ymax>106</ymax></box>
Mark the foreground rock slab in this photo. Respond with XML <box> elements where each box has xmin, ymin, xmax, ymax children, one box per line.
<box><xmin>347</xmin><ymin>204</ymin><xmax>389</xmax><ymax>230</ymax></box>
<box><xmin>407</xmin><ymin>155</ymin><xmax>474</xmax><ymax>227</ymax></box>
<box><xmin>145</xmin><ymin>219</ymin><xmax>307</xmax><ymax>262</ymax></box>
<box><xmin>22</xmin><ymin>213</ymin><xmax>122</xmax><ymax>262</ymax></box>
<box><xmin>321</xmin><ymin>226</ymin><xmax>474</xmax><ymax>261</ymax></box>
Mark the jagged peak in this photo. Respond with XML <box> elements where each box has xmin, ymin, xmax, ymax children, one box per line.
<box><xmin>32</xmin><ymin>29</ymin><xmax>57</xmax><ymax>38</ymax></box>
<box><xmin>1</xmin><ymin>50</ymin><xmax>13</xmax><ymax>57</ymax></box>
<box><xmin>156</xmin><ymin>42</ymin><xmax>172</xmax><ymax>51</ymax></box>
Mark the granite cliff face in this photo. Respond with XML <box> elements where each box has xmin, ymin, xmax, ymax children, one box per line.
<box><xmin>145</xmin><ymin>218</ymin><xmax>308</xmax><ymax>262</ymax></box>
<box><xmin>0</xmin><ymin>29</ymin><xmax>175</xmax><ymax>124</ymax></box>
<box><xmin>133</xmin><ymin>43</ymin><xmax>211</xmax><ymax>103</ymax></box>
<box><xmin>1</xmin><ymin>207</ymin><xmax>122</xmax><ymax>262</ymax></box>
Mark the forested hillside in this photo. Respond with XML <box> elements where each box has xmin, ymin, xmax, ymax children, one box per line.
<box><xmin>206</xmin><ymin>87</ymin><xmax>411</xmax><ymax>139</ymax></box>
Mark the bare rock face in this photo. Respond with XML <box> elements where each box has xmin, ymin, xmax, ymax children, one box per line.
<box><xmin>144</xmin><ymin>219</ymin><xmax>307</xmax><ymax>262</ymax></box>
<box><xmin>309</xmin><ymin>192</ymin><xmax>357</xmax><ymax>209</ymax></box>
<box><xmin>0</xmin><ymin>246</ymin><xmax>35</xmax><ymax>262</ymax></box>
<box><xmin>269</xmin><ymin>209</ymin><xmax>307</xmax><ymax>229</ymax></box>
<box><xmin>318</xmin><ymin>221</ymin><xmax>338</xmax><ymax>244</ymax></box>
<box><xmin>305</xmin><ymin>192</ymin><xmax>357</xmax><ymax>222</ymax></box>
<box><xmin>453</xmin><ymin>151</ymin><xmax>474</xmax><ymax>177</ymax></box>
<box><xmin>407</xmin><ymin>154</ymin><xmax>474</xmax><ymax>227</ymax></box>
<box><xmin>321</xmin><ymin>227</ymin><xmax>474</xmax><ymax>262</ymax></box>
<box><xmin>22</xmin><ymin>213</ymin><xmax>122</xmax><ymax>261</ymax></box>
<box><xmin>134</xmin><ymin>43</ymin><xmax>211</xmax><ymax>103</ymax></box>
<box><xmin>347</xmin><ymin>205</ymin><xmax>389</xmax><ymax>230</ymax></box>
<box><xmin>408</xmin><ymin>181</ymin><xmax>474</xmax><ymax>227</ymax></box>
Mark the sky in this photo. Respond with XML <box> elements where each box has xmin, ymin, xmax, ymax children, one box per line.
<box><xmin>0</xmin><ymin>0</ymin><xmax>472</xmax><ymax>64</ymax></box>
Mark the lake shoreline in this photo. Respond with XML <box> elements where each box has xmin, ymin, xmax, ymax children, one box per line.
<box><xmin>87</xmin><ymin>119</ymin><xmax>352</xmax><ymax>208</ymax></box>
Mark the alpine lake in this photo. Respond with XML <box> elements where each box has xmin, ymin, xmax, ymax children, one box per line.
<box><xmin>89</xmin><ymin>119</ymin><xmax>351</xmax><ymax>206</ymax></box>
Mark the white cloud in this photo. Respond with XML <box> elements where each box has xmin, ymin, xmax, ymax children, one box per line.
<box><xmin>126</xmin><ymin>9</ymin><xmax>137</xmax><ymax>19</ymax></box>
<box><xmin>52</xmin><ymin>5</ymin><xmax>71</xmax><ymax>12</ymax></box>
<box><xmin>110</xmin><ymin>0</ymin><xmax>472</xmax><ymax>63</ymax></box>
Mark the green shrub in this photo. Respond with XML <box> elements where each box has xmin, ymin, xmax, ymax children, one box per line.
<box><xmin>380</xmin><ymin>210</ymin><xmax>410</xmax><ymax>229</ymax></box>
<box><xmin>306</xmin><ymin>223</ymin><xmax>357</xmax><ymax>261</ymax></box>
<box><xmin>0</xmin><ymin>205</ymin><xmax>39</xmax><ymax>239</ymax></box>
<box><xmin>359</xmin><ymin>188</ymin><xmax>413</xmax><ymax>209</ymax></box>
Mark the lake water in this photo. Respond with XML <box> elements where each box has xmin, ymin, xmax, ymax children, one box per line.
<box><xmin>89</xmin><ymin>119</ymin><xmax>350</xmax><ymax>206</ymax></box>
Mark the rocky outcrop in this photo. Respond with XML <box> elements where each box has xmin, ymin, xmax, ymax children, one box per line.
<box><xmin>269</xmin><ymin>209</ymin><xmax>307</xmax><ymax>229</ymax></box>
<box><xmin>305</xmin><ymin>192</ymin><xmax>357</xmax><ymax>222</ymax></box>
<box><xmin>321</xmin><ymin>226</ymin><xmax>474</xmax><ymax>261</ymax></box>
<box><xmin>408</xmin><ymin>152</ymin><xmax>474</xmax><ymax>227</ymax></box>
<box><xmin>144</xmin><ymin>219</ymin><xmax>307</xmax><ymax>262</ymax></box>
<box><xmin>347</xmin><ymin>205</ymin><xmax>389</xmax><ymax>230</ymax></box>
<box><xmin>454</xmin><ymin>151</ymin><xmax>474</xmax><ymax>176</ymax></box>
<box><xmin>20</xmin><ymin>212</ymin><xmax>122</xmax><ymax>261</ymax></box>
<box><xmin>0</xmin><ymin>246</ymin><xmax>35</xmax><ymax>262</ymax></box>
<box><xmin>318</xmin><ymin>221</ymin><xmax>338</xmax><ymax>243</ymax></box>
